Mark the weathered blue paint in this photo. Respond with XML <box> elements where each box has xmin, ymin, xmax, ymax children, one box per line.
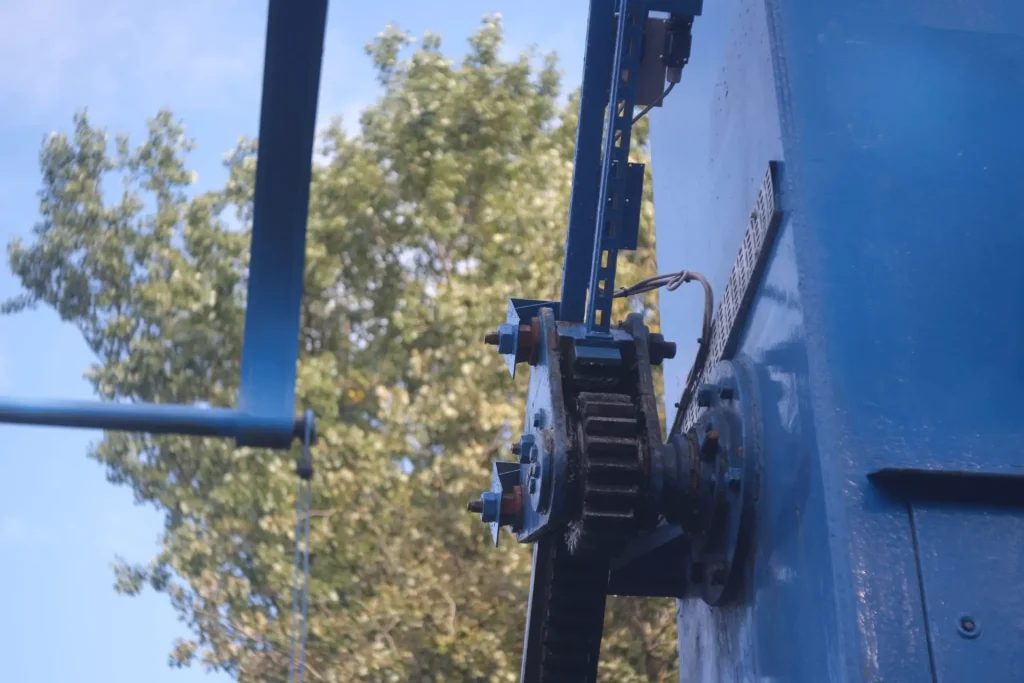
<box><xmin>652</xmin><ymin>0</ymin><xmax>1024</xmax><ymax>680</ymax></box>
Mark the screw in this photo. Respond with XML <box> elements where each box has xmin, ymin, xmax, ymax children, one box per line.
<box><xmin>958</xmin><ymin>616</ymin><xmax>981</xmax><ymax>639</ymax></box>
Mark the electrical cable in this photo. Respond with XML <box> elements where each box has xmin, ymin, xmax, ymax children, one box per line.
<box><xmin>613</xmin><ymin>270</ymin><xmax>714</xmax><ymax>438</ymax></box>
<box><xmin>631</xmin><ymin>81</ymin><xmax>676</xmax><ymax>125</ymax></box>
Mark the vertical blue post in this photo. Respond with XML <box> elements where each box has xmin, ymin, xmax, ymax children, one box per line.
<box><xmin>586</xmin><ymin>0</ymin><xmax>647</xmax><ymax>334</ymax></box>
<box><xmin>237</xmin><ymin>0</ymin><xmax>329</xmax><ymax>448</ymax></box>
<box><xmin>558</xmin><ymin>0</ymin><xmax>617</xmax><ymax>324</ymax></box>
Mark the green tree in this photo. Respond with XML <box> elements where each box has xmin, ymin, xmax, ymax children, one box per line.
<box><xmin>6</xmin><ymin>17</ymin><xmax>677</xmax><ymax>682</ymax></box>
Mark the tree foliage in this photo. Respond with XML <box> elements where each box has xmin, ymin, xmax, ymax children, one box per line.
<box><xmin>6</xmin><ymin>17</ymin><xmax>677</xmax><ymax>682</ymax></box>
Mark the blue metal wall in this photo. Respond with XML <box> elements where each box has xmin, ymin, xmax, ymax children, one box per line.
<box><xmin>652</xmin><ymin>1</ymin><xmax>1024</xmax><ymax>681</ymax></box>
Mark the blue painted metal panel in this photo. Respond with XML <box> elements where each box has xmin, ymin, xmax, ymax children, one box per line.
<box><xmin>237</xmin><ymin>0</ymin><xmax>328</xmax><ymax>448</ymax></box>
<box><xmin>912</xmin><ymin>504</ymin><xmax>1024</xmax><ymax>682</ymax></box>
<box><xmin>648</xmin><ymin>0</ymin><xmax>1024</xmax><ymax>680</ymax></box>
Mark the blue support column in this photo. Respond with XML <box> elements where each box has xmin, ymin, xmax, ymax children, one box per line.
<box><xmin>558</xmin><ymin>0</ymin><xmax>616</xmax><ymax>323</ymax></box>
<box><xmin>237</xmin><ymin>0</ymin><xmax>328</xmax><ymax>448</ymax></box>
<box><xmin>585</xmin><ymin>0</ymin><xmax>649</xmax><ymax>334</ymax></box>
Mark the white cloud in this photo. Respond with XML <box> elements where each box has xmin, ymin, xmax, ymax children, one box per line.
<box><xmin>0</xmin><ymin>0</ymin><xmax>267</xmax><ymax>118</ymax></box>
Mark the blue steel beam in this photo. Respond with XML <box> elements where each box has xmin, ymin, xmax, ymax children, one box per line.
<box><xmin>585</xmin><ymin>0</ymin><xmax>649</xmax><ymax>334</ymax></box>
<box><xmin>237</xmin><ymin>0</ymin><xmax>328</xmax><ymax>448</ymax></box>
<box><xmin>563</xmin><ymin>0</ymin><xmax>701</xmax><ymax>332</ymax></box>
<box><xmin>0</xmin><ymin>0</ymin><xmax>327</xmax><ymax>449</ymax></box>
<box><xmin>558</xmin><ymin>0</ymin><xmax>616</xmax><ymax>323</ymax></box>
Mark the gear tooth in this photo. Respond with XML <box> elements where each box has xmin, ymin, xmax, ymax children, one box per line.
<box><xmin>569</xmin><ymin>389</ymin><xmax>648</xmax><ymax>557</ymax></box>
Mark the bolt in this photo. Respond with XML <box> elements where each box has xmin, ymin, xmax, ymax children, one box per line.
<box><xmin>649</xmin><ymin>333</ymin><xmax>678</xmax><ymax>366</ymax></box>
<box><xmin>510</xmin><ymin>441</ymin><xmax>521</xmax><ymax>455</ymax></box>
<box><xmin>467</xmin><ymin>500</ymin><xmax>483</xmax><ymax>513</ymax></box>
<box><xmin>483</xmin><ymin>332</ymin><xmax>500</xmax><ymax>346</ymax></box>
<box><xmin>479</xmin><ymin>491</ymin><xmax>502</xmax><ymax>523</ymax></box>
<box><xmin>496</xmin><ymin>323</ymin><xmax>518</xmax><ymax>355</ymax></box>
<box><xmin>958</xmin><ymin>616</ymin><xmax>980</xmax><ymax>638</ymax></box>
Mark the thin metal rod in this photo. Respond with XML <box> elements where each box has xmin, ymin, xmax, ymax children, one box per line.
<box><xmin>0</xmin><ymin>397</ymin><xmax>308</xmax><ymax>445</ymax></box>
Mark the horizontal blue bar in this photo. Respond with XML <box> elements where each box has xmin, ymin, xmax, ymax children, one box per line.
<box><xmin>0</xmin><ymin>398</ymin><xmax>304</xmax><ymax>446</ymax></box>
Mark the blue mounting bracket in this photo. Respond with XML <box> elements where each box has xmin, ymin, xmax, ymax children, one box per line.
<box><xmin>494</xmin><ymin>298</ymin><xmax>560</xmax><ymax>378</ymax></box>
<box><xmin>0</xmin><ymin>0</ymin><xmax>328</xmax><ymax>449</ymax></box>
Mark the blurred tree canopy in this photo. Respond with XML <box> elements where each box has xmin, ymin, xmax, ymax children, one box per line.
<box><xmin>5</xmin><ymin>16</ymin><xmax>677</xmax><ymax>682</ymax></box>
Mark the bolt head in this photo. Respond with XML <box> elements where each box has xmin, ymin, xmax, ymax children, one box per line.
<box><xmin>648</xmin><ymin>333</ymin><xmax>677</xmax><ymax>365</ymax></box>
<box><xmin>496</xmin><ymin>323</ymin><xmax>517</xmax><ymax>355</ymax></box>
<box><xmin>958</xmin><ymin>615</ymin><xmax>981</xmax><ymax>638</ymax></box>
<box><xmin>479</xmin><ymin>491</ymin><xmax>501</xmax><ymax>523</ymax></box>
<box><xmin>516</xmin><ymin>434</ymin><xmax>537</xmax><ymax>464</ymax></box>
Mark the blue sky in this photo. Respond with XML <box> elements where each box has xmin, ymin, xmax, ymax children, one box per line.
<box><xmin>0</xmin><ymin>1</ymin><xmax>586</xmax><ymax>679</ymax></box>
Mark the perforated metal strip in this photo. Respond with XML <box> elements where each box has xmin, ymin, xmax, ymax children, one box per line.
<box><xmin>676</xmin><ymin>161</ymin><xmax>783</xmax><ymax>432</ymax></box>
